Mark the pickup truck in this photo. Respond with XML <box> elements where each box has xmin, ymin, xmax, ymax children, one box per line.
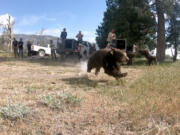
<box><xmin>57</xmin><ymin>39</ymin><xmax>97</xmax><ymax>60</ymax></box>
<box><xmin>31</xmin><ymin>39</ymin><xmax>98</xmax><ymax>59</ymax></box>
<box><xmin>31</xmin><ymin>44</ymin><xmax>52</xmax><ymax>57</ymax></box>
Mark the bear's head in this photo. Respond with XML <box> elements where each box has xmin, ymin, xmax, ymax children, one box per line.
<box><xmin>109</xmin><ymin>48</ymin><xmax>129</xmax><ymax>64</ymax></box>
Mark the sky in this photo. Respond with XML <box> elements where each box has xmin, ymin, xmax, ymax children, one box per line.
<box><xmin>0</xmin><ymin>0</ymin><xmax>107</xmax><ymax>42</ymax></box>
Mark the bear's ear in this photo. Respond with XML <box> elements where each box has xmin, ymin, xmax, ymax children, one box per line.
<box><xmin>110</xmin><ymin>48</ymin><xmax>115</xmax><ymax>55</ymax></box>
<box><xmin>110</xmin><ymin>50</ymin><xmax>114</xmax><ymax>55</ymax></box>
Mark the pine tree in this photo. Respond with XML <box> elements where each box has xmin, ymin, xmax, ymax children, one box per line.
<box><xmin>167</xmin><ymin>1</ymin><xmax>180</xmax><ymax>62</ymax></box>
<box><xmin>96</xmin><ymin>0</ymin><xmax>117</xmax><ymax>48</ymax></box>
<box><xmin>96</xmin><ymin>0</ymin><xmax>156</xmax><ymax>49</ymax></box>
<box><xmin>149</xmin><ymin>0</ymin><xmax>175</xmax><ymax>62</ymax></box>
<box><xmin>155</xmin><ymin>0</ymin><xmax>166</xmax><ymax>62</ymax></box>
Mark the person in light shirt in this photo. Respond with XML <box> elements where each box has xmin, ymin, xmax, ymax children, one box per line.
<box><xmin>107</xmin><ymin>29</ymin><xmax>116</xmax><ymax>48</ymax></box>
<box><xmin>76</xmin><ymin>31</ymin><xmax>83</xmax><ymax>44</ymax></box>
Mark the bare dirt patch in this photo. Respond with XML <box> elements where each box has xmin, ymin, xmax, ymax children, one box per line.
<box><xmin>0</xmin><ymin>56</ymin><xmax>144</xmax><ymax>135</ymax></box>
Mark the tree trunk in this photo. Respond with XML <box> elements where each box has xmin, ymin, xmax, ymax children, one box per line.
<box><xmin>173</xmin><ymin>23</ymin><xmax>177</xmax><ymax>62</ymax></box>
<box><xmin>7</xmin><ymin>15</ymin><xmax>13</xmax><ymax>52</ymax></box>
<box><xmin>173</xmin><ymin>45</ymin><xmax>177</xmax><ymax>62</ymax></box>
<box><xmin>155</xmin><ymin>0</ymin><xmax>166</xmax><ymax>62</ymax></box>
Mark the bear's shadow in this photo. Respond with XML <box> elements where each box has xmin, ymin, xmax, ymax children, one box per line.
<box><xmin>61</xmin><ymin>76</ymin><xmax>108</xmax><ymax>88</ymax></box>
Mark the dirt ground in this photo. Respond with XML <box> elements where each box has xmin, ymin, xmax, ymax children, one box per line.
<box><xmin>0</xmin><ymin>55</ymin><xmax>144</xmax><ymax>135</ymax></box>
<box><xmin>1</xmin><ymin>55</ymin><xmax>179</xmax><ymax>135</ymax></box>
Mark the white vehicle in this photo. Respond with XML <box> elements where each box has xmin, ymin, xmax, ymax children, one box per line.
<box><xmin>31</xmin><ymin>44</ymin><xmax>51</xmax><ymax>57</ymax></box>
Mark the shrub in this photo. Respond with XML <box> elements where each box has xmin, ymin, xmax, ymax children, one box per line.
<box><xmin>61</xmin><ymin>93</ymin><xmax>82</xmax><ymax>106</ymax></box>
<box><xmin>41</xmin><ymin>92</ymin><xmax>82</xmax><ymax>109</ymax></box>
<box><xmin>0</xmin><ymin>104</ymin><xmax>30</xmax><ymax>120</ymax></box>
<box><xmin>41</xmin><ymin>94</ymin><xmax>61</xmax><ymax>109</ymax></box>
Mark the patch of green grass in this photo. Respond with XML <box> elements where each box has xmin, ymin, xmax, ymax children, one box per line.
<box><xmin>26</xmin><ymin>88</ymin><xmax>37</xmax><ymax>94</ymax></box>
<box><xmin>133</xmin><ymin>57</ymin><xmax>147</xmax><ymax>66</ymax></box>
<box><xmin>98</xmin><ymin>61</ymin><xmax>180</xmax><ymax>130</ymax></box>
<box><xmin>0</xmin><ymin>104</ymin><xmax>30</xmax><ymax>121</ymax></box>
<box><xmin>97</xmin><ymin>79</ymin><xmax>126</xmax><ymax>100</ymax></box>
<box><xmin>62</xmin><ymin>93</ymin><xmax>82</xmax><ymax>106</ymax></box>
<box><xmin>47</xmin><ymin>85</ymin><xmax>55</xmax><ymax>91</ymax></box>
<box><xmin>41</xmin><ymin>94</ymin><xmax>62</xmax><ymax>109</ymax></box>
<box><xmin>41</xmin><ymin>92</ymin><xmax>82</xmax><ymax>109</ymax></box>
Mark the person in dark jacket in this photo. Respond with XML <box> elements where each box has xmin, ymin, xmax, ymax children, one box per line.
<box><xmin>12</xmin><ymin>38</ymin><xmax>18</xmax><ymax>58</ymax></box>
<box><xmin>27</xmin><ymin>40</ymin><xmax>32</xmax><ymax>57</ymax></box>
<box><xmin>60</xmin><ymin>28</ymin><xmax>67</xmax><ymax>40</ymax></box>
<box><xmin>18</xmin><ymin>38</ymin><xmax>24</xmax><ymax>59</ymax></box>
<box><xmin>60</xmin><ymin>28</ymin><xmax>67</xmax><ymax>49</ymax></box>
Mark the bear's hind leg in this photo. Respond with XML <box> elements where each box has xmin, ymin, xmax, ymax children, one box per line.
<box><xmin>95</xmin><ymin>67</ymin><xmax>100</xmax><ymax>76</ymax></box>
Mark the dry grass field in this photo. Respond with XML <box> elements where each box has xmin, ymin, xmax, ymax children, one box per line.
<box><xmin>0</xmin><ymin>52</ymin><xmax>180</xmax><ymax>135</ymax></box>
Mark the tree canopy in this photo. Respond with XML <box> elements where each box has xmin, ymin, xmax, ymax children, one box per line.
<box><xmin>166</xmin><ymin>1</ymin><xmax>180</xmax><ymax>61</ymax></box>
<box><xmin>96</xmin><ymin>0</ymin><xmax>156</xmax><ymax>49</ymax></box>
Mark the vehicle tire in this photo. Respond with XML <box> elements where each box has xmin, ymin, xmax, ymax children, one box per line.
<box><xmin>39</xmin><ymin>50</ymin><xmax>45</xmax><ymax>57</ymax></box>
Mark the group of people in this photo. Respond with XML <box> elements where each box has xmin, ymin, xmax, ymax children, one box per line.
<box><xmin>12</xmin><ymin>38</ymin><xmax>32</xmax><ymax>59</ymax></box>
<box><xmin>60</xmin><ymin>28</ymin><xmax>84</xmax><ymax>44</ymax></box>
<box><xmin>12</xmin><ymin>28</ymin><xmax>89</xmax><ymax>60</ymax></box>
<box><xmin>51</xmin><ymin>28</ymin><xmax>84</xmax><ymax>60</ymax></box>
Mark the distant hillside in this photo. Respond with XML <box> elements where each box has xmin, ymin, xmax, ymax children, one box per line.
<box><xmin>15</xmin><ymin>34</ymin><xmax>59</xmax><ymax>46</ymax></box>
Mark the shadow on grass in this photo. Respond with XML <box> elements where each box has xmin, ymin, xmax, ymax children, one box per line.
<box><xmin>61</xmin><ymin>76</ymin><xmax>108</xmax><ymax>89</ymax></box>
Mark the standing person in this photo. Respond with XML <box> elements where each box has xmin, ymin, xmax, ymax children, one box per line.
<box><xmin>50</xmin><ymin>40</ymin><xmax>57</xmax><ymax>60</ymax></box>
<box><xmin>60</xmin><ymin>28</ymin><xmax>67</xmax><ymax>40</ymax></box>
<box><xmin>12</xmin><ymin>38</ymin><xmax>18</xmax><ymax>58</ymax></box>
<box><xmin>18</xmin><ymin>38</ymin><xmax>24</xmax><ymax>59</ymax></box>
<box><xmin>107</xmin><ymin>29</ymin><xmax>116</xmax><ymax>48</ymax></box>
<box><xmin>27</xmin><ymin>40</ymin><xmax>32</xmax><ymax>57</ymax></box>
<box><xmin>76</xmin><ymin>31</ymin><xmax>83</xmax><ymax>44</ymax></box>
<box><xmin>60</xmin><ymin>28</ymin><xmax>67</xmax><ymax>49</ymax></box>
<box><xmin>133</xmin><ymin>44</ymin><xmax>137</xmax><ymax>53</ymax></box>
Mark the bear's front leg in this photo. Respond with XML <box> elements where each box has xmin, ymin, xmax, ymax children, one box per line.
<box><xmin>118</xmin><ymin>72</ymin><xmax>128</xmax><ymax>78</ymax></box>
<box><xmin>104</xmin><ymin>68</ymin><xmax>127</xmax><ymax>79</ymax></box>
<box><xmin>112</xmin><ymin>72</ymin><xmax>128</xmax><ymax>80</ymax></box>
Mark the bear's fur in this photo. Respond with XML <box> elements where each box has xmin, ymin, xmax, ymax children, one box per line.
<box><xmin>87</xmin><ymin>48</ymin><xmax>129</xmax><ymax>79</ymax></box>
<box><xmin>139</xmin><ymin>49</ymin><xmax>157</xmax><ymax>65</ymax></box>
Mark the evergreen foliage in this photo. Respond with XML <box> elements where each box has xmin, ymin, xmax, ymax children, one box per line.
<box><xmin>96</xmin><ymin>0</ymin><xmax>156</xmax><ymax>49</ymax></box>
